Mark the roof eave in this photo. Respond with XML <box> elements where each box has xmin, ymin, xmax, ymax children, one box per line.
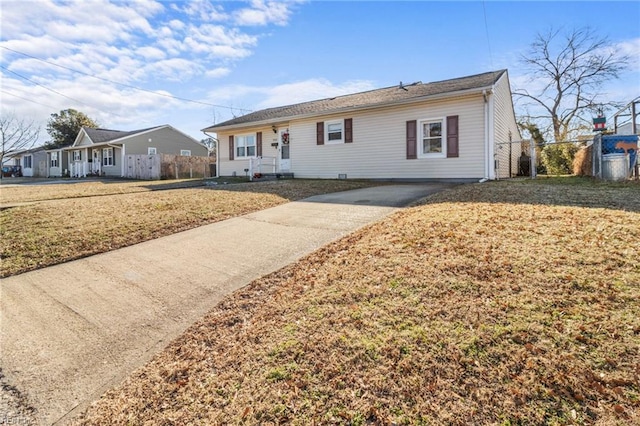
<box><xmin>203</xmin><ymin>85</ymin><xmax>494</xmax><ymax>133</ymax></box>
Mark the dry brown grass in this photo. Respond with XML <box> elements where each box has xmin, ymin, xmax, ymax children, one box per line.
<box><xmin>0</xmin><ymin>179</ymin><xmax>377</xmax><ymax>277</ymax></box>
<box><xmin>77</xmin><ymin>179</ymin><xmax>640</xmax><ymax>425</ymax></box>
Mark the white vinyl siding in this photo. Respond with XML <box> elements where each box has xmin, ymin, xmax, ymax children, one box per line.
<box><xmin>292</xmin><ymin>94</ymin><xmax>485</xmax><ymax>179</ymax></box>
<box><xmin>216</xmin><ymin>94</ymin><xmax>491</xmax><ymax>179</ymax></box>
<box><xmin>217</xmin><ymin>126</ymin><xmax>280</xmax><ymax>177</ymax></box>
<box><xmin>492</xmin><ymin>73</ymin><xmax>522</xmax><ymax>179</ymax></box>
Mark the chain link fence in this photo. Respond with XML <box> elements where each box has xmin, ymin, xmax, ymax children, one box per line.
<box><xmin>495</xmin><ymin>140</ymin><xmax>536</xmax><ymax>179</ymax></box>
<box><xmin>591</xmin><ymin>134</ymin><xmax>638</xmax><ymax>181</ymax></box>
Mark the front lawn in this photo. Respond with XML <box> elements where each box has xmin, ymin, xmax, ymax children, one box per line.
<box><xmin>0</xmin><ymin>179</ymin><xmax>378</xmax><ymax>277</ymax></box>
<box><xmin>78</xmin><ymin>178</ymin><xmax>640</xmax><ymax>425</ymax></box>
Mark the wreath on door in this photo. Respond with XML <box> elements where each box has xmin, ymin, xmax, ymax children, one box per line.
<box><xmin>282</xmin><ymin>131</ymin><xmax>290</xmax><ymax>144</ymax></box>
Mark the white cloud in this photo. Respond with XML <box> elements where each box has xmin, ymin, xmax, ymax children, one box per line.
<box><xmin>234</xmin><ymin>0</ymin><xmax>294</xmax><ymax>26</ymax></box>
<box><xmin>205</xmin><ymin>67</ymin><xmax>231</xmax><ymax>78</ymax></box>
<box><xmin>1</xmin><ymin>0</ymin><xmax>303</xmax><ymax>144</ymax></box>
<box><xmin>205</xmin><ymin>78</ymin><xmax>377</xmax><ymax>112</ymax></box>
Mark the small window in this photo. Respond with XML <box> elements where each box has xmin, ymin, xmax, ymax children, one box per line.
<box><xmin>51</xmin><ymin>152</ymin><xmax>59</xmax><ymax>167</ymax></box>
<box><xmin>180</xmin><ymin>150</ymin><xmax>191</xmax><ymax>156</ymax></box>
<box><xmin>23</xmin><ymin>155</ymin><xmax>32</xmax><ymax>169</ymax></box>
<box><xmin>73</xmin><ymin>150</ymin><xmax>82</xmax><ymax>161</ymax></box>
<box><xmin>103</xmin><ymin>147</ymin><xmax>114</xmax><ymax>166</ymax></box>
<box><xmin>326</xmin><ymin>120</ymin><xmax>343</xmax><ymax>144</ymax></box>
<box><xmin>148</xmin><ymin>147</ymin><xmax>157</xmax><ymax>155</ymax></box>
<box><xmin>419</xmin><ymin>118</ymin><xmax>446</xmax><ymax>157</ymax></box>
<box><xmin>235</xmin><ymin>134</ymin><xmax>256</xmax><ymax>158</ymax></box>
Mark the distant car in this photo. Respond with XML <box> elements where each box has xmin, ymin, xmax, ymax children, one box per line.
<box><xmin>1</xmin><ymin>165</ymin><xmax>22</xmax><ymax>177</ymax></box>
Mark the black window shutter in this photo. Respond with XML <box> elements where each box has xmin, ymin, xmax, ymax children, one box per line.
<box><xmin>447</xmin><ymin>115</ymin><xmax>459</xmax><ymax>158</ymax></box>
<box><xmin>229</xmin><ymin>135</ymin><xmax>234</xmax><ymax>160</ymax></box>
<box><xmin>316</xmin><ymin>122</ymin><xmax>324</xmax><ymax>145</ymax></box>
<box><xmin>256</xmin><ymin>132</ymin><xmax>262</xmax><ymax>156</ymax></box>
<box><xmin>406</xmin><ymin>120</ymin><xmax>417</xmax><ymax>159</ymax></box>
<box><xmin>112</xmin><ymin>148</ymin><xmax>115</xmax><ymax>166</ymax></box>
<box><xmin>345</xmin><ymin>118</ymin><xmax>353</xmax><ymax>143</ymax></box>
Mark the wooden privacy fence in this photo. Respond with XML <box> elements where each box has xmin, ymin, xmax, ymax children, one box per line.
<box><xmin>125</xmin><ymin>154</ymin><xmax>216</xmax><ymax>180</ymax></box>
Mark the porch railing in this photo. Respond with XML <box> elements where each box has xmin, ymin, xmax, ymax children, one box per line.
<box><xmin>249</xmin><ymin>156</ymin><xmax>276</xmax><ymax>181</ymax></box>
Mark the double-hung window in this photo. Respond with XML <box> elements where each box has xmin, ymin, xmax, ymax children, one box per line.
<box><xmin>103</xmin><ymin>148</ymin><xmax>114</xmax><ymax>166</ymax></box>
<box><xmin>23</xmin><ymin>155</ymin><xmax>32</xmax><ymax>169</ymax></box>
<box><xmin>235</xmin><ymin>134</ymin><xmax>256</xmax><ymax>158</ymax></box>
<box><xmin>419</xmin><ymin>118</ymin><xmax>445</xmax><ymax>158</ymax></box>
<box><xmin>326</xmin><ymin>120</ymin><xmax>343</xmax><ymax>144</ymax></box>
<box><xmin>73</xmin><ymin>150</ymin><xmax>82</xmax><ymax>161</ymax></box>
<box><xmin>51</xmin><ymin>152</ymin><xmax>59</xmax><ymax>167</ymax></box>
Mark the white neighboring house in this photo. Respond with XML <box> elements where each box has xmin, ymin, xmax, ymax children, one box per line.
<box><xmin>52</xmin><ymin>125</ymin><xmax>208</xmax><ymax>178</ymax></box>
<box><xmin>202</xmin><ymin>69</ymin><xmax>521</xmax><ymax>181</ymax></box>
<box><xmin>3</xmin><ymin>146</ymin><xmax>48</xmax><ymax>177</ymax></box>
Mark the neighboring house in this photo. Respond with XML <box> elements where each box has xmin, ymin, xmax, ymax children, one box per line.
<box><xmin>615</xmin><ymin>122</ymin><xmax>639</xmax><ymax>135</ymax></box>
<box><xmin>2</xmin><ymin>146</ymin><xmax>48</xmax><ymax>177</ymax></box>
<box><xmin>53</xmin><ymin>125</ymin><xmax>208</xmax><ymax>178</ymax></box>
<box><xmin>46</xmin><ymin>147</ymin><xmax>69</xmax><ymax>178</ymax></box>
<box><xmin>202</xmin><ymin>69</ymin><xmax>521</xmax><ymax>181</ymax></box>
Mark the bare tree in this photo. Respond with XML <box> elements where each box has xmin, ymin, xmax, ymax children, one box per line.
<box><xmin>0</xmin><ymin>113</ymin><xmax>40</xmax><ymax>167</ymax></box>
<box><xmin>514</xmin><ymin>27</ymin><xmax>629</xmax><ymax>142</ymax></box>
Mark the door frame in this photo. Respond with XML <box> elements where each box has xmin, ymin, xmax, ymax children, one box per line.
<box><xmin>278</xmin><ymin>127</ymin><xmax>291</xmax><ymax>172</ymax></box>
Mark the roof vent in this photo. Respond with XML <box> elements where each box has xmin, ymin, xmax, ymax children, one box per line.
<box><xmin>399</xmin><ymin>81</ymin><xmax>408</xmax><ymax>91</ymax></box>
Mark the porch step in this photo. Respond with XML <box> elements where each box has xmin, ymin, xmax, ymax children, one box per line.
<box><xmin>252</xmin><ymin>172</ymin><xmax>294</xmax><ymax>181</ymax></box>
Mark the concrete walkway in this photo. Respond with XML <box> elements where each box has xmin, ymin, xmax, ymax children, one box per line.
<box><xmin>0</xmin><ymin>183</ymin><xmax>455</xmax><ymax>425</ymax></box>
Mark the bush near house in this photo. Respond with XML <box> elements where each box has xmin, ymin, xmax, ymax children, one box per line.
<box><xmin>541</xmin><ymin>142</ymin><xmax>579</xmax><ymax>175</ymax></box>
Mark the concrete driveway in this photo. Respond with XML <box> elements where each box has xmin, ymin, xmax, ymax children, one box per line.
<box><xmin>0</xmin><ymin>183</ymin><xmax>455</xmax><ymax>425</ymax></box>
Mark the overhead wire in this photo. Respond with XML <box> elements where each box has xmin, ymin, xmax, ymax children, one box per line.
<box><xmin>0</xmin><ymin>46</ymin><xmax>252</xmax><ymax>113</ymax></box>
<box><xmin>1</xmin><ymin>64</ymin><xmax>97</xmax><ymax>110</ymax></box>
<box><xmin>1</xmin><ymin>89</ymin><xmax>59</xmax><ymax>110</ymax></box>
<box><xmin>482</xmin><ymin>1</ymin><xmax>494</xmax><ymax>70</ymax></box>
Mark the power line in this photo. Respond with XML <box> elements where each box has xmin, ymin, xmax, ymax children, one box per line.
<box><xmin>1</xmin><ymin>65</ymin><xmax>96</xmax><ymax>109</ymax></box>
<box><xmin>1</xmin><ymin>46</ymin><xmax>252</xmax><ymax>113</ymax></box>
<box><xmin>482</xmin><ymin>1</ymin><xmax>494</xmax><ymax>69</ymax></box>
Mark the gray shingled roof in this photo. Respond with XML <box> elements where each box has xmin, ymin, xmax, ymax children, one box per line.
<box><xmin>83</xmin><ymin>126</ymin><xmax>162</xmax><ymax>144</ymax></box>
<box><xmin>205</xmin><ymin>70</ymin><xmax>506</xmax><ymax>130</ymax></box>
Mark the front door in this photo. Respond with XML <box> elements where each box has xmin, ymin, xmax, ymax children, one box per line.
<box><xmin>278</xmin><ymin>128</ymin><xmax>291</xmax><ymax>172</ymax></box>
<box><xmin>92</xmin><ymin>149</ymin><xmax>101</xmax><ymax>175</ymax></box>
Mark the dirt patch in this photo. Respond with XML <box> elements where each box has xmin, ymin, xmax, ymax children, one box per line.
<box><xmin>77</xmin><ymin>179</ymin><xmax>640</xmax><ymax>425</ymax></box>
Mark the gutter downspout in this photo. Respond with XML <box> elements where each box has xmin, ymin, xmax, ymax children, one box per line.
<box><xmin>483</xmin><ymin>89</ymin><xmax>490</xmax><ymax>181</ymax></box>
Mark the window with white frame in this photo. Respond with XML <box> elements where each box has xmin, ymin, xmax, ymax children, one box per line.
<box><xmin>73</xmin><ymin>150</ymin><xmax>82</xmax><ymax>161</ymax></box>
<box><xmin>23</xmin><ymin>155</ymin><xmax>32</xmax><ymax>169</ymax></box>
<box><xmin>180</xmin><ymin>149</ymin><xmax>191</xmax><ymax>156</ymax></box>
<box><xmin>103</xmin><ymin>147</ymin><xmax>114</xmax><ymax>166</ymax></box>
<box><xmin>148</xmin><ymin>147</ymin><xmax>157</xmax><ymax>155</ymax></box>
<box><xmin>235</xmin><ymin>134</ymin><xmax>256</xmax><ymax>158</ymax></box>
<box><xmin>419</xmin><ymin>118</ymin><xmax>445</xmax><ymax>157</ymax></box>
<box><xmin>51</xmin><ymin>152</ymin><xmax>59</xmax><ymax>167</ymax></box>
<box><xmin>326</xmin><ymin>120</ymin><xmax>343</xmax><ymax>144</ymax></box>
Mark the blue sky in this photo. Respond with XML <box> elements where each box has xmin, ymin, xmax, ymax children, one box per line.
<box><xmin>1</xmin><ymin>1</ymin><xmax>639</xmax><ymax>145</ymax></box>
